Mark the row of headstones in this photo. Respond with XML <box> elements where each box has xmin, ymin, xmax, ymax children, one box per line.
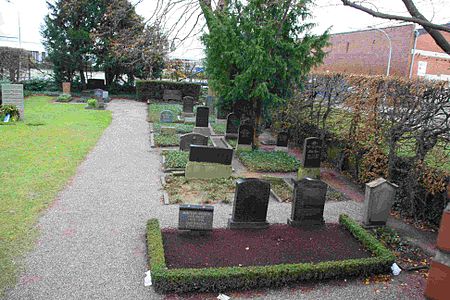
<box><xmin>179</xmin><ymin>176</ymin><xmax>398</xmax><ymax>231</ymax></box>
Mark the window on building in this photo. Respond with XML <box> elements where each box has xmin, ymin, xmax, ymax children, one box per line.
<box><xmin>346</xmin><ymin>42</ymin><xmax>350</xmax><ymax>53</ymax></box>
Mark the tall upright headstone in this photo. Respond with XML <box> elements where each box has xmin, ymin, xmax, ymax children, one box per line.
<box><xmin>276</xmin><ymin>131</ymin><xmax>289</xmax><ymax>152</ymax></box>
<box><xmin>228</xmin><ymin>178</ymin><xmax>271</xmax><ymax>229</ymax></box>
<box><xmin>62</xmin><ymin>82</ymin><xmax>71</xmax><ymax>94</ymax></box>
<box><xmin>288</xmin><ymin>177</ymin><xmax>327</xmax><ymax>227</ymax></box>
<box><xmin>362</xmin><ymin>178</ymin><xmax>398</xmax><ymax>227</ymax></box>
<box><xmin>193</xmin><ymin>106</ymin><xmax>211</xmax><ymax>136</ymax></box>
<box><xmin>1</xmin><ymin>84</ymin><xmax>24</xmax><ymax>119</ymax></box>
<box><xmin>298</xmin><ymin>137</ymin><xmax>322</xmax><ymax>179</ymax></box>
<box><xmin>225</xmin><ymin>113</ymin><xmax>239</xmax><ymax>140</ymax></box>
<box><xmin>182</xmin><ymin>96</ymin><xmax>195</xmax><ymax>117</ymax></box>
<box><xmin>237</xmin><ymin>124</ymin><xmax>253</xmax><ymax>149</ymax></box>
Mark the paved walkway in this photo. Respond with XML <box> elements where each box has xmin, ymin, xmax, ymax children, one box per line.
<box><xmin>5</xmin><ymin>101</ymin><xmax>427</xmax><ymax>299</ymax></box>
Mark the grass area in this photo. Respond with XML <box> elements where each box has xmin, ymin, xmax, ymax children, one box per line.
<box><xmin>262</xmin><ymin>176</ymin><xmax>293</xmax><ymax>202</ymax></box>
<box><xmin>148</xmin><ymin>103</ymin><xmax>182</xmax><ymax>123</ymax></box>
<box><xmin>226</xmin><ymin>138</ymin><xmax>237</xmax><ymax>148</ymax></box>
<box><xmin>154</xmin><ymin>133</ymin><xmax>180</xmax><ymax>147</ymax></box>
<box><xmin>0</xmin><ymin>96</ymin><xmax>111</xmax><ymax>295</ymax></box>
<box><xmin>237</xmin><ymin>149</ymin><xmax>300</xmax><ymax>172</ymax></box>
<box><xmin>164</xmin><ymin>175</ymin><xmax>237</xmax><ymax>204</ymax></box>
<box><xmin>153</xmin><ymin>122</ymin><xmax>193</xmax><ymax>134</ymax></box>
<box><xmin>211</xmin><ymin>123</ymin><xmax>225</xmax><ymax>134</ymax></box>
<box><xmin>162</xmin><ymin>150</ymin><xmax>189</xmax><ymax>169</ymax></box>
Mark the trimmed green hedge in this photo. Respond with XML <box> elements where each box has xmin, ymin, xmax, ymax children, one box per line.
<box><xmin>146</xmin><ymin>215</ymin><xmax>395</xmax><ymax>294</ymax></box>
<box><xmin>136</xmin><ymin>80</ymin><xmax>201</xmax><ymax>102</ymax></box>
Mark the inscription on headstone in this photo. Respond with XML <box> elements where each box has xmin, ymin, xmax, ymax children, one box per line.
<box><xmin>163</xmin><ymin>89</ymin><xmax>182</xmax><ymax>101</ymax></box>
<box><xmin>302</xmin><ymin>137</ymin><xmax>322</xmax><ymax>168</ymax></box>
<box><xmin>288</xmin><ymin>178</ymin><xmax>327</xmax><ymax>227</ymax></box>
<box><xmin>225</xmin><ymin>113</ymin><xmax>239</xmax><ymax>138</ymax></box>
<box><xmin>62</xmin><ymin>82</ymin><xmax>71</xmax><ymax>94</ymax></box>
<box><xmin>178</xmin><ymin>204</ymin><xmax>214</xmax><ymax>231</ymax></box>
<box><xmin>1</xmin><ymin>84</ymin><xmax>24</xmax><ymax>119</ymax></box>
<box><xmin>180</xmin><ymin>133</ymin><xmax>208</xmax><ymax>151</ymax></box>
<box><xmin>276</xmin><ymin>132</ymin><xmax>289</xmax><ymax>147</ymax></box>
<box><xmin>362</xmin><ymin>178</ymin><xmax>398</xmax><ymax>227</ymax></box>
<box><xmin>228</xmin><ymin>178</ymin><xmax>270</xmax><ymax>229</ymax></box>
<box><xmin>160</xmin><ymin>110</ymin><xmax>174</xmax><ymax>123</ymax></box>
<box><xmin>238</xmin><ymin>124</ymin><xmax>253</xmax><ymax>145</ymax></box>
<box><xmin>189</xmin><ymin>145</ymin><xmax>233</xmax><ymax>165</ymax></box>
<box><xmin>182</xmin><ymin>96</ymin><xmax>194</xmax><ymax>113</ymax></box>
<box><xmin>195</xmin><ymin>106</ymin><xmax>209</xmax><ymax>127</ymax></box>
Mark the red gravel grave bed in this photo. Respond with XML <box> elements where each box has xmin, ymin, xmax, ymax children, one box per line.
<box><xmin>162</xmin><ymin>224</ymin><xmax>372</xmax><ymax>269</ymax></box>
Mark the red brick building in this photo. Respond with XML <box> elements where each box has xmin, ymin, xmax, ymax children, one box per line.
<box><xmin>316</xmin><ymin>24</ymin><xmax>450</xmax><ymax>81</ymax></box>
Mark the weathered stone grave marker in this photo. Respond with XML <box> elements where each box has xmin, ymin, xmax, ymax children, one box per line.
<box><xmin>276</xmin><ymin>131</ymin><xmax>289</xmax><ymax>152</ymax></box>
<box><xmin>94</xmin><ymin>89</ymin><xmax>106</xmax><ymax>109</ymax></box>
<box><xmin>1</xmin><ymin>84</ymin><xmax>24</xmax><ymax>119</ymax></box>
<box><xmin>362</xmin><ymin>178</ymin><xmax>398</xmax><ymax>227</ymax></box>
<box><xmin>228</xmin><ymin>178</ymin><xmax>270</xmax><ymax>229</ymax></box>
<box><xmin>160</xmin><ymin>110</ymin><xmax>174</xmax><ymax>123</ymax></box>
<box><xmin>163</xmin><ymin>89</ymin><xmax>182</xmax><ymax>101</ymax></box>
<box><xmin>193</xmin><ymin>106</ymin><xmax>211</xmax><ymax>136</ymax></box>
<box><xmin>185</xmin><ymin>145</ymin><xmax>233</xmax><ymax>179</ymax></box>
<box><xmin>62</xmin><ymin>82</ymin><xmax>71</xmax><ymax>94</ymax></box>
<box><xmin>178</xmin><ymin>204</ymin><xmax>214</xmax><ymax>231</ymax></box>
<box><xmin>288</xmin><ymin>177</ymin><xmax>327</xmax><ymax>227</ymax></box>
<box><xmin>182</xmin><ymin>96</ymin><xmax>195</xmax><ymax>117</ymax></box>
<box><xmin>179</xmin><ymin>133</ymin><xmax>208</xmax><ymax>151</ymax></box>
<box><xmin>225</xmin><ymin>113</ymin><xmax>239</xmax><ymax>140</ymax></box>
<box><xmin>298</xmin><ymin>137</ymin><xmax>322</xmax><ymax>179</ymax></box>
<box><xmin>237</xmin><ymin>124</ymin><xmax>253</xmax><ymax>150</ymax></box>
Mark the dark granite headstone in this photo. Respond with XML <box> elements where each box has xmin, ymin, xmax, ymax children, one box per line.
<box><xmin>225</xmin><ymin>113</ymin><xmax>239</xmax><ymax>136</ymax></box>
<box><xmin>276</xmin><ymin>132</ymin><xmax>289</xmax><ymax>147</ymax></box>
<box><xmin>228</xmin><ymin>178</ymin><xmax>270</xmax><ymax>229</ymax></box>
<box><xmin>238</xmin><ymin>124</ymin><xmax>253</xmax><ymax>145</ymax></box>
<box><xmin>87</xmin><ymin>79</ymin><xmax>105</xmax><ymax>90</ymax></box>
<box><xmin>160</xmin><ymin>110</ymin><xmax>174</xmax><ymax>123</ymax></box>
<box><xmin>163</xmin><ymin>89</ymin><xmax>182</xmax><ymax>101</ymax></box>
<box><xmin>178</xmin><ymin>204</ymin><xmax>214</xmax><ymax>231</ymax></box>
<box><xmin>182</xmin><ymin>96</ymin><xmax>194</xmax><ymax>113</ymax></box>
<box><xmin>189</xmin><ymin>145</ymin><xmax>233</xmax><ymax>165</ymax></box>
<box><xmin>302</xmin><ymin>137</ymin><xmax>322</xmax><ymax>168</ymax></box>
<box><xmin>195</xmin><ymin>106</ymin><xmax>209</xmax><ymax>127</ymax></box>
<box><xmin>180</xmin><ymin>133</ymin><xmax>208</xmax><ymax>151</ymax></box>
<box><xmin>288</xmin><ymin>178</ymin><xmax>327</xmax><ymax>227</ymax></box>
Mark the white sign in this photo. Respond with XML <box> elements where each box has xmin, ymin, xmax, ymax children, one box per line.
<box><xmin>417</xmin><ymin>61</ymin><xmax>427</xmax><ymax>76</ymax></box>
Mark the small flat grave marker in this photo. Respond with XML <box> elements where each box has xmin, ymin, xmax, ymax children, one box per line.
<box><xmin>178</xmin><ymin>204</ymin><xmax>214</xmax><ymax>231</ymax></box>
<box><xmin>228</xmin><ymin>178</ymin><xmax>270</xmax><ymax>229</ymax></box>
<box><xmin>302</xmin><ymin>137</ymin><xmax>322</xmax><ymax>168</ymax></box>
<box><xmin>160</xmin><ymin>110</ymin><xmax>174</xmax><ymax>123</ymax></box>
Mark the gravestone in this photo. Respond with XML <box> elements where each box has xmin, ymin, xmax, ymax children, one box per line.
<box><xmin>302</xmin><ymin>137</ymin><xmax>322</xmax><ymax>168</ymax></box>
<box><xmin>160</xmin><ymin>110</ymin><xmax>174</xmax><ymax>123</ymax></box>
<box><xmin>228</xmin><ymin>178</ymin><xmax>270</xmax><ymax>229</ymax></box>
<box><xmin>206</xmin><ymin>95</ymin><xmax>214</xmax><ymax>115</ymax></box>
<box><xmin>225</xmin><ymin>113</ymin><xmax>239</xmax><ymax>140</ymax></box>
<box><xmin>238</xmin><ymin>124</ymin><xmax>253</xmax><ymax>148</ymax></box>
<box><xmin>182</xmin><ymin>96</ymin><xmax>194</xmax><ymax>117</ymax></box>
<box><xmin>94</xmin><ymin>89</ymin><xmax>105</xmax><ymax>109</ymax></box>
<box><xmin>362</xmin><ymin>178</ymin><xmax>398</xmax><ymax>227</ymax></box>
<box><xmin>87</xmin><ymin>79</ymin><xmax>105</xmax><ymax>90</ymax></box>
<box><xmin>179</xmin><ymin>133</ymin><xmax>208</xmax><ymax>151</ymax></box>
<box><xmin>288</xmin><ymin>177</ymin><xmax>327</xmax><ymax>227</ymax></box>
<box><xmin>163</xmin><ymin>89</ymin><xmax>182</xmax><ymax>101</ymax></box>
<box><xmin>102</xmin><ymin>91</ymin><xmax>110</xmax><ymax>103</ymax></box>
<box><xmin>62</xmin><ymin>82</ymin><xmax>71</xmax><ymax>94</ymax></box>
<box><xmin>195</xmin><ymin>106</ymin><xmax>209</xmax><ymax>127</ymax></box>
<box><xmin>1</xmin><ymin>84</ymin><xmax>24</xmax><ymax>119</ymax></box>
<box><xmin>276</xmin><ymin>132</ymin><xmax>289</xmax><ymax>147</ymax></box>
<box><xmin>178</xmin><ymin>204</ymin><xmax>214</xmax><ymax>231</ymax></box>
<box><xmin>189</xmin><ymin>145</ymin><xmax>233</xmax><ymax>165</ymax></box>
<box><xmin>160</xmin><ymin>126</ymin><xmax>176</xmax><ymax>135</ymax></box>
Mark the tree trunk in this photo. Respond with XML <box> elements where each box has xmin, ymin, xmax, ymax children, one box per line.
<box><xmin>79</xmin><ymin>69</ymin><xmax>86</xmax><ymax>90</ymax></box>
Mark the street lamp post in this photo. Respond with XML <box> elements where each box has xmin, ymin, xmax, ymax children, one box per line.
<box><xmin>370</xmin><ymin>26</ymin><xmax>392</xmax><ymax>76</ymax></box>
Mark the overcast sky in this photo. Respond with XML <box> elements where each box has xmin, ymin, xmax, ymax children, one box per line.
<box><xmin>0</xmin><ymin>0</ymin><xmax>448</xmax><ymax>59</ymax></box>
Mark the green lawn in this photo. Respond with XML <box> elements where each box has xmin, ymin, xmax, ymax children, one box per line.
<box><xmin>0</xmin><ymin>96</ymin><xmax>111</xmax><ymax>295</ymax></box>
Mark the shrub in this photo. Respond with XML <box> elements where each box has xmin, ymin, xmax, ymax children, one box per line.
<box><xmin>162</xmin><ymin>150</ymin><xmax>189</xmax><ymax>169</ymax></box>
<box><xmin>87</xmin><ymin>98</ymin><xmax>97</xmax><ymax>108</ymax></box>
<box><xmin>20</xmin><ymin>78</ymin><xmax>58</xmax><ymax>92</ymax></box>
<box><xmin>154</xmin><ymin>133</ymin><xmax>179</xmax><ymax>147</ymax></box>
<box><xmin>56</xmin><ymin>94</ymin><xmax>72</xmax><ymax>102</ymax></box>
<box><xmin>136</xmin><ymin>80</ymin><xmax>201</xmax><ymax>102</ymax></box>
<box><xmin>147</xmin><ymin>215</ymin><xmax>394</xmax><ymax>294</ymax></box>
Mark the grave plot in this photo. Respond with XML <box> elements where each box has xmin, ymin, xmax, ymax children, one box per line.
<box><xmin>237</xmin><ymin>149</ymin><xmax>300</xmax><ymax>172</ymax></box>
<box><xmin>147</xmin><ymin>215</ymin><xmax>395</xmax><ymax>294</ymax></box>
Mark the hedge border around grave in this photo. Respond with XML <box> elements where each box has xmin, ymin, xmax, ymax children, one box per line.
<box><xmin>136</xmin><ymin>80</ymin><xmax>201</xmax><ymax>102</ymax></box>
<box><xmin>146</xmin><ymin>215</ymin><xmax>395</xmax><ymax>294</ymax></box>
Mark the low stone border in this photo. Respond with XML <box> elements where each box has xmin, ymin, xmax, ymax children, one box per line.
<box><xmin>270</xmin><ymin>189</ymin><xmax>284</xmax><ymax>203</ymax></box>
<box><xmin>149</xmin><ymin>124</ymin><xmax>155</xmax><ymax>148</ymax></box>
<box><xmin>147</xmin><ymin>215</ymin><xmax>395</xmax><ymax>294</ymax></box>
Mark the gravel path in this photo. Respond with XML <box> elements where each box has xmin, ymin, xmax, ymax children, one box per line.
<box><xmin>5</xmin><ymin>100</ymin><xmax>425</xmax><ymax>300</ymax></box>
